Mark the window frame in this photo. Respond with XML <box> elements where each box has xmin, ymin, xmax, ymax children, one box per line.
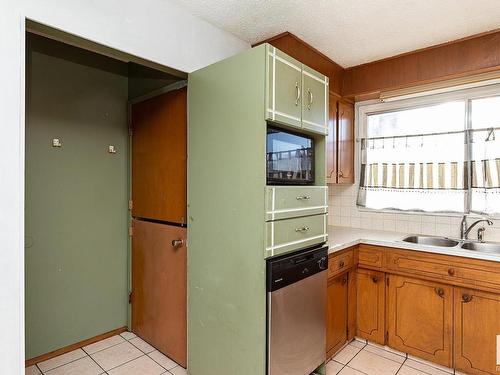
<box><xmin>355</xmin><ymin>83</ymin><xmax>500</xmax><ymax>217</ymax></box>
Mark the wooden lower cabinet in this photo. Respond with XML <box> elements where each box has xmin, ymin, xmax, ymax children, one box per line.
<box><xmin>356</xmin><ymin>268</ymin><xmax>385</xmax><ymax>345</ymax></box>
<box><xmin>326</xmin><ymin>273</ymin><xmax>348</xmax><ymax>358</ymax></box>
<box><xmin>454</xmin><ymin>288</ymin><xmax>500</xmax><ymax>375</ymax></box>
<box><xmin>387</xmin><ymin>275</ymin><xmax>453</xmax><ymax>367</ymax></box>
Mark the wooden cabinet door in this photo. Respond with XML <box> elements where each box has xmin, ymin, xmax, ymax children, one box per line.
<box><xmin>387</xmin><ymin>275</ymin><xmax>453</xmax><ymax>367</ymax></box>
<box><xmin>356</xmin><ymin>268</ymin><xmax>385</xmax><ymax>344</ymax></box>
<box><xmin>326</xmin><ymin>273</ymin><xmax>348</xmax><ymax>358</ymax></box>
<box><xmin>454</xmin><ymin>288</ymin><xmax>500</xmax><ymax>375</ymax></box>
<box><xmin>302</xmin><ymin>65</ymin><xmax>328</xmax><ymax>135</ymax></box>
<box><xmin>337</xmin><ymin>101</ymin><xmax>354</xmax><ymax>184</ymax></box>
<box><xmin>266</xmin><ymin>47</ymin><xmax>303</xmax><ymax>129</ymax></box>
<box><xmin>327</xmin><ymin>94</ymin><xmax>339</xmax><ymax>184</ymax></box>
<box><xmin>131</xmin><ymin>87</ymin><xmax>187</xmax><ymax>224</ymax></box>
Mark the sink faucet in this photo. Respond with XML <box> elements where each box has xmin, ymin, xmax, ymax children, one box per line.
<box><xmin>460</xmin><ymin>215</ymin><xmax>493</xmax><ymax>240</ymax></box>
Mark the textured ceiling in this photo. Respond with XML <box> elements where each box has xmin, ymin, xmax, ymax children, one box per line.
<box><xmin>169</xmin><ymin>0</ymin><xmax>500</xmax><ymax>67</ymax></box>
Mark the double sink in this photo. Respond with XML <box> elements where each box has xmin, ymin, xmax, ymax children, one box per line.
<box><xmin>402</xmin><ymin>235</ymin><xmax>500</xmax><ymax>254</ymax></box>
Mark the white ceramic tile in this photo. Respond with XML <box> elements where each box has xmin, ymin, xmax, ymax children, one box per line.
<box><xmin>395</xmin><ymin>220</ymin><xmax>409</xmax><ymax>234</ymax></box>
<box><xmin>44</xmin><ymin>356</ymin><xmax>103</xmax><ymax>375</ymax></box>
<box><xmin>83</xmin><ymin>335</ymin><xmax>125</xmax><ymax>354</ymax></box>
<box><xmin>341</xmin><ymin>207</ymin><xmax>352</xmax><ymax>217</ymax></box>
<box><xmin>404</xmin><ymin>358</ymin><xmax>452</xmax><ymax>375</ymax></box>
<box><xmin>350</xmin><ymin>218</ymin><xmax>361</xmax><ymax>228</ymax></box>
<box><xmin>383</xmin><ymin>219</ymin><xmax>396</xmax><ymax>232</ymax></box>
<box><xmin>340</xmin><ymin>216</ymin><xmax>351</xmax><ymax>226</ymax></box>
<box><xmin>148</xmin><ymin>350</ymin><xmax>178</xmax><ymax>370</ymax></box>
<box><xmin>120</xmin><ymin>331</ymin><xmax>137</xmax><ymax>341</ymax></box>
<box><xmin>129</xmin><ymin>337</ymin><xmax>156</xmax><ymax>354</ymax></box>
<box><xmin>333</xmin><ymin>344</ymin><xmax>362</xmax><ymax>365</ymax></box>
<box><xmin>326</xmin><ymin>360</ymin><xmax>344</xmax><ymax>375</ymax></box>
<box><xmin>169</xmin><ymin>366</ymin><xmax>187</xmax><ymax>375</ymax></box>
<box><xmin>397</xmin><ymin>365</ymin><xmax>428</xmax><ymax>375</ymax></box>
<box><xmin>37</xmin><ymin>349</ymin><xmax>87</xmax><ymax>372</ymax></box>
<box><xmin>363</xmin><ymin>344</ymin><xmax>405</xmax><ymax>364</ymax></box>
<box><xmin>108</xmin><ymin>355</ymin><xmax>165</xmax><ymax>375</ymax></box>
<box><xmin>25</xmin><ymin>365</ymin><xmax>41</xmax><ymax>375</ymax></box>
<box><xmin>348</xmin><ymin>349</ymin><xmax>402</xmax><ymax>375</ymax></box>
<box><xmin>349</xmin><ymin>339</ymin><xmax>365</xmax><ymax>349</ymax></box>
<box><xmin>91</xmin><ymin>341</ymin><xmax>142</xmax><ymax>371</ymax></box>
<box><xmin>338</xmin><ymin>366</ymin><xmax>365</xmax><ymax>375</ymax></box>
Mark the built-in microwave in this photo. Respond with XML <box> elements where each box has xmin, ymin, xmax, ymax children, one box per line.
<box><xmin>266</xmin><ymin>126</ymin><xmax>314</xmax><ymax>185</ymax></box>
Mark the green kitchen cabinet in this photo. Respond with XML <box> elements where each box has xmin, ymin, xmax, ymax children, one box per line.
<box><xmin>266</xmin><ymin>46</ymin><xmax>329</xmax><ymax>134</ymax></box>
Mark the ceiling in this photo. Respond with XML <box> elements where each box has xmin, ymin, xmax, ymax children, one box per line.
<box><xmin>169</xmin><ymin>0</ymin><xmax>500</xmax><ymax>67</ymax></box>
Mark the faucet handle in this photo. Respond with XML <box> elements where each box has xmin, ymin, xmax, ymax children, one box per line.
<box><xmin>477</xmin><ymin>227</ymin><xmax>486</xmax><ymax>242</ymax></box>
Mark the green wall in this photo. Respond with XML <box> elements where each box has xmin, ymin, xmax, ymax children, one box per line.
<box><xmin>25</xmin><ymin>35</ymin><xmax>129</xmax><ymax>359</ymax></box>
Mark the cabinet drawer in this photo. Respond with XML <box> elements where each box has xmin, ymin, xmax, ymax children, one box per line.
<box><xmin>328</xmin><ymin>249</ymin><xmax>354</xmax><ymax>278</ymax></box>
<box><xmin>386</xmin><ymin>249</ymin><xmax>500</xmax><ymax>292</ymax></box>
<box><xmin>266</xmin><ymin>214</ymin><xmax>327</xmax><ymax>257</ymax></box>
<box><xmin>358</xmin><ymin>244</ymin><xmax>384</xmax><ymax>269</ymax></box>
<box><xmin>266</xmin><ymin>186</ymin><xmax>328</xmax><ymax>221</ymax></box>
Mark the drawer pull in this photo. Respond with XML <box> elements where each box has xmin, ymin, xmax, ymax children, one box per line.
<box><xmin>295</xmin><ymin>226</ymin><xmax>310</xmax><ymax>232</ymax></box>
<box><xmin>372</xmin><ymin>276</ymin><xmax>379</xmax><ymax>284</ymax></box>
<box><xmin>462</xmin><ymin>294</ymin><xmax>473</xmax><ymax>303</ymax></box>
<box><xmin>435</xmin><ymin>288</ymin><xmax>445</xmax><ymax>298</ymax></box>
<box><xmin>339</xmin><ymin>260</ymin><xmax>345</xmax><ymax>268</ymax></box>
<box><xmin>296</xmin><ymin>195</ymin><xmax>311</xmax><ymax>200</ymax></box>
<box><xmin>447</xmin><ymin>268</ymin><xmax>455</xmax><ymax>276</ymax></box>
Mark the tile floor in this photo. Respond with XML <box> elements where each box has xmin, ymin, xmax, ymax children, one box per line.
<box><xmin>327</xmin><ymin>339</ymin><xmax>461</xmax><ymax>375</ymax></box>
<box><xmin>26</xmin><ymin>331</ymin><xmax>186</xmax><ymax>375</ymax></box>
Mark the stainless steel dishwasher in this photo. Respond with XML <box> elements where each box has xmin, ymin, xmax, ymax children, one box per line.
<box><xmin>267</xmin><ymin>245</ymin><xmax>328</xmax><ymax>375</ymax></box>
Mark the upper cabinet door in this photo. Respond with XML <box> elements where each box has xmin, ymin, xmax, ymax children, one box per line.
<box><xmin>302</xmin><ymin>65</ymin><xmax>329</xmax><ymax>135</ymax></box>
<box><xmin>327</xmin><ymin>94</ymin><xmax>339</xmax><ymax>184</ymax></box>
<box><xmin>266</xmin><ymin>46</ymin><xmax>303</xmax><ymax>129</ymax></box>
<box><xmin>337</xmin><ymin>100</ymin><xmax>355</xmax><ymax>184</ymax></box>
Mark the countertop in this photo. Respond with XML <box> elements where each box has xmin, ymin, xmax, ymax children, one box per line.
<box><xmin>327</xmin><ymin>226</ymin><xmax>500</xmax><ymax>262</ymax></box>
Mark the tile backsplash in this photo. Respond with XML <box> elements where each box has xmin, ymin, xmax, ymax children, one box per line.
<box><xmin>328</xmin><ymin>184</ymin><xmax>500</xmax><ymax>242</ymax></box>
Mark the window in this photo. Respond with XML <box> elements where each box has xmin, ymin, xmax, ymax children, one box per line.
<box><xmin>357</xmin><ymin>85</ymin><xmax>500</xmax><ymax>216</ymax></box>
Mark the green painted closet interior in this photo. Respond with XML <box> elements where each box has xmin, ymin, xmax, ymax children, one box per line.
<box><xmin>25</xmin><ymin>33</ymin><xmax>183</xmax><ymax>360</ymax></box>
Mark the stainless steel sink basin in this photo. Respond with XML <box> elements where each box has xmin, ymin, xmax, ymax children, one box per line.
<box><xmin>460</xmin><ymin>241</ymin><xmax>500</xmax><ymax>254</ymax></box>
<box><xmin>402</xmin><ymin>235</ymin><xmax>459</xmax><ymax>247</ymax></box>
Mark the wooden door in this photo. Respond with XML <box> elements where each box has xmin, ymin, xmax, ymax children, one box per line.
<box><xmin>454</xmin><ymin>288</ymin><xmax>500</xmax><ymax>375</ymax></box>
<box><xmin>131</xmin><ymin>87</ymin><xmax>187</xmax><ymax>224</ymax></box>
<box><xmin>327</xmin><ymin>94</ymin><xmax>339</xmax><ymax>184</ymax></box>
<box><xmin>387</xmin><ymin>275</ymin><xmax>453</xmax><ymax>367</ymax></box>
<box><xmin>267</xmin><ymin>48</ymin><xmax>303</xmax><ymax>129</ymax></box>
<box><xmin>337</xmin><ymin>101</ymin><xmax>354</xmax><ymax>184</ymax></box>
<box><xmin>326</xmin><ymin>273</ymin><xmax>348</xmax><ymax>358</ymax></box>
<box><xmin>131</xmin><ymin>219</ymin><xmax>187</xmax><ymax>366</ymax></box>
<box><xmin>302</xmin><ymin>65</ymin><xmax>328</xmax><ymax>134</ymax></box>
<box><xmin>356</xmin><ymin>269</ymin><xmax>385</xmax><ymax>344</ymax></box>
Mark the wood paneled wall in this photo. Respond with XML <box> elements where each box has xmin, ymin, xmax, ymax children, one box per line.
<box><xmin>255</xmin><ymin>29</ymin><xmax>500</xmax><ymax>100</ymax></box>
<box><xmin>253</xmin><ymin>32</ymin><xmax>344</xmax><ymax>94</ymax></box>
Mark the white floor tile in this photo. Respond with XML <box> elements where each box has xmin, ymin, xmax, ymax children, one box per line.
<box><xmin>44</xmin><ymin>356</ymin><xmax>103</xmax><ymax>375</ymax></box>
<box><xmin>363</xmin><ymin>344</ymin><xmax>405</xmax><ymax>364</ymax></box>
<box><xmin>397</xmin><ymin>365</ymin><xmax>428</xmax><ymax>375</ymax></box>
<box><xmin>120</xmin><ymin>331</ymin><xmax>137</xmax><ymax>341</ymax></box>
<box><xmin>333</xmin><ymin>344</ymin><xmax>362</xmax><ymax>365</ymax></box>
<box><xmin>37</xmin><ymin>349</ymin><xmax>87</xmax><ymax>372</ymax></box>
<box><xmin>338</xmin><ymin>367</ymin><xmax>365</xmax><ymax>375</ymax></box>
<box><xmin>326</xmin><ymin>360</ymin><xmax>344</xmax><ymax>375</ymax></box>
<box><xmin>169</xmin><ymin>366</ymin><xmax>187</xmax><ymax>375</ymax></box>
<box><xmin>148</xmin><ymin>350</ymin><xmax>178</xmax><ymax>370</ymax></box>
<box><xmin>348</xmin><ymin>349</ymin><xmax>402</xmax><ymax>375</ymax></box>
<box><xmin>25</xmin><ymin>365</ymin><xmax>41</xmax><ymax>375</ymax></box>
<box><xmin>108</xmin><ymin>355</ymin><xmax>165</xmax><ymax>375</ymax></box>
<box><xmin>349</xmin><ymin>340</ymin><xmax>366</xmax><ymax>349</ymax></box>
<box><xmin>404</xmin><ymin>359</ymin><xmax>452</xmax><ymax>375</ymax></box>
<box><xmin>91</xmin><ymin>341</ymin><xmax>143</xmax><ymax>371</ymax></box>
<box><xmin>129</xmin><ymin>337</ymin><xmax>156</xmax><ymax>354</ymax></box>
<box><xmin>83</xmin><ymin>335</ymin><xmax>125</xmax><ymax>355</ymax></box>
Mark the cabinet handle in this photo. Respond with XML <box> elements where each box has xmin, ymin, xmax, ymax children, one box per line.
<box><xmin>339</xmin><ymin>260</ymin><xmax>345</xmax><ymax>268</ymax></box>
<box><xmin>295</xmin><ymin>226</ymin><xmax>310</xmax><ymax>232</ymax></box>
<box><xmin>295</xmin><ymin>82</ymin><xmax>300</xmax><ymax>106</ymax></box>
<box><xmin>171</xmin><ymin>239</ymin><xmax>184</xmax><ymax>248</ymax></box>
<box><xmin>435</xmin><ymin>288</ymin><xmax>445</xmax><ymax>298</ymax></box>
<box><xmin>341</xmin><ymin>277</ymin><xmax>347</xmax><ymax>285</ymax></box>
<box><xmin>296</xmin><ymin>195</ymin><xmax>311</xmax><ymax>200</ymax></box>
<box><xmin>462</xmin><ymin>293</ymin><xmax>473</xmax><ymax>303</ymax></box>
<box><xmin>307</xmin><ymin>89</ymin><xmax>313</xmax><ymax>110</ymax></box>
<box><xmin>372</xmin><ymin>276</ymin><xmax>379</xmax><ymax>283</ymax></box>
<box><xmin>447</xmin><ymin>268</ymin><xmax>455</xmax><ymax>276</ymax></box>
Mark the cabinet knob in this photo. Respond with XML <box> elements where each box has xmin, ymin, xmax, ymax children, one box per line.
<box><xmin>434</xmin><ymin>288</ymin><xmax>445</xmax><ymax>298</ymax></box>
<box><xmin>341</xmin><ymin>277</ymin><xmax>347</xmax><ymax>285</ymax></box>
<box><xmin>171</xmin><ymin>239</ymin><xmax>184</xmax><ymax>248</ymax></box>
<box><xmin>372</xmin><ymin>276</ymin><xmax>379</xmax><ymax>284</ymax></box>
<box><xmin>447</xmin><ymin>268</ymin><xmax>455</xmax><ymax>276</ymax></box>
<box><xmin>339</xmin><ymin>260</ymin><xmax>345</xmax><ymax>268</ymax></box>
<box><xmin>462</xmin><ymin>293</ymin><xmax>473</xmax><ymax>303</ymax></box>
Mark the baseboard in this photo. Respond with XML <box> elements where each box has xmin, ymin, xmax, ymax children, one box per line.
<box><xmin>25</xmin><ymin>326</ymin><xmax>127</xmax><ymax>367</ymax></box>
